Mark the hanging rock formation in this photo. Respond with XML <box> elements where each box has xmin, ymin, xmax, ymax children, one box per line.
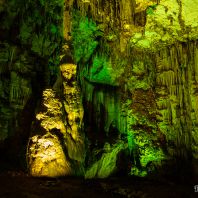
<box><xmin>65</xmin><ymin>0</ymin><xmax>198</xmax><ymax>178</ymax></box>
<box><xmin>0</xmin><ymin>45</ymin><xmax>32</xmax><ymax>141</ymax></box>
<box><xmin>0</xmin><ymin>0</ymin><xmax>198</xmax><ymax>179</ymax></box>
<box><xmin>0</xmin><ymin>42</ymin><xmax>36</xmax><ymax>167</ymax></box>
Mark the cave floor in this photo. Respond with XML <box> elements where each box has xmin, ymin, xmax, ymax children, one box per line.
<box><xmin>0</xmin><ymin>171</ymin><xmax>196</xmax><ymax>198</ymax></box>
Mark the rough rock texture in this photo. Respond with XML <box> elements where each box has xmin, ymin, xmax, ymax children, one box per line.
<box><xmin>0</xmin><ymin>0</ymin><xmax>198</xmax><ymax>179</ymax></box>
<box><xmin>28</xmin><ymin>133</ymin><xmax>72</xmax><ymax>177</ymax></box>
<box><xmin>0</xmin><ymin>44</ymin><xmax>33</xmax><ymax>140</ymax></box>
<box><xmin>27</xmin><ymin>89</ymin><xmax>72</xmax><ymax>177</ymax></box>
<box><xmin>0</xmin><ymin>42</ymin><xmax>37</xmax><ymax>168</ymax></box>
<box><xmin>27</xmin><ymin>63</ymin><xmax>85</xmax><ymax>177</ymax></box>
<box><xmin>85</xmin><ymin>141</ymin><xmax>128</xmax><ymax>178</ymax></box>
<box><xmin>0</xmin><ymin>0</ymin><xmax>64</xmax><ymax>169</ymax></box>
<box><xmin>66</xmin><ymin>0</ymin><xmax>198</xmax><ymax>178</ymax></box>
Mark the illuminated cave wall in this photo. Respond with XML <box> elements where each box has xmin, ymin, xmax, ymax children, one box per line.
<box><xmin>0</xmin><ymin>0</ymin><xmax>198</xmax><ymax>178</ymax></box>
<box><xmin>65</xmin><ymin>0</ymin><xmax>198</xmax><ymax>178</ymax></box>
<box><xmin>0</xmin><ymin>0</ymin><xmax>64</xmax><ymax>169</ymax></box>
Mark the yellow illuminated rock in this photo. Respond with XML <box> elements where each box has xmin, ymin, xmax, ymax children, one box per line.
<box><xmin>28</xmin><ymin>134</ymin><xmax>72</xmax><ymax>177</ymax></box>
<box><xmin>27</xmin><ymin>63</ymin><xmax>85</xmax><ymax>177</ymax></box>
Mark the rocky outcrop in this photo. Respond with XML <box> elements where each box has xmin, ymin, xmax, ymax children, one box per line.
<box><xmin>27</xmin><ymin>89</ymin><xmax>73</xmax><ymax>177</ymax></box>
<box><xmin>67</xmin><ymin>0</ymin><xmax>198</xmax><ymax>178</ymax></box>
<box><xmin>85</xmin><ymin>141</ymin><xmax>127</xmax><ymax>178</ymax></box>
<box><xmin>0</xmin><ymin>0</ymin><xmax>64</xmax><ymax>169</ymax></box>
<box><xmin>28</xmin><ymin>131</ymin><xmax>72</xmax><ymax>177</ymax></box>
<box><xmin>1</xmin><ymin>0</ymin><xmax>198</xmax><ymax>179</ymax></box>
<box><xmin>27</xmin><ymin>62</ymin><xmax>85</xmax><ymax>177</ymax></box>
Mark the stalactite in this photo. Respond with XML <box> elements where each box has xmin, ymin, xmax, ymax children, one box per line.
<box><xmin>10</xmin><ymin>85</ymin><xmax>31</xmax><ymax>105</ymax></box>
<box><xmin>194</xmin><ymin>42</ymin><xmax>198</xmax><ymax>82</ymax></box>
<box><xmin>70</xmin><ymin>0</ymin><xmax>136</xmax><ymax>28</ymax></box>
<box><xmin>65</xmin><ymin>0</ymin><xmax>198</xmax><ymax>177</ymax></box>
<box><xmin>155</xmin><ymin>40</ymin><xmax>198</xmax><ymax>159</ymax></box>
<box><xmin>156</xmin><ymin>70</ymin><xmax>177</xmax><ymax>86</ymax></box>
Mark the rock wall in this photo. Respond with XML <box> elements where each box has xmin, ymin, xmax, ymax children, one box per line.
<box><xmin>67</xmin><ymin>0</ymin><xmax>198</xmax><ymax>178</ymax></box>
<box><xmin>0</xmin><ymin>0</ymin><xmax>198</xmax><ymax>178</ymax></box>
<box><xmin>0</xmin><ymin>0</ymin><xmax>63</xmax><ymax>169</ymax></box>
<box><xmin>27</xmin><ymin>63</ymin><xmax>85</xmax><ymax>177</ymax></box>
<box><xmin>0</xmin><ymin>43</ymin><xmax>38</xmax><ymax>169</ymax></box>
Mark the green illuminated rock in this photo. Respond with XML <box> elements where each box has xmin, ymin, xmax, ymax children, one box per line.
<box><xmin>66</xmin><ymin>0</ymin><xmax>198</xmax><ymax>178</ymax></box>
<box><xmin>0</xmin><ymin>0</ymin><xmax>198</xmax><ymax>178</ymax></box>
<box><xmin>85</xmin><ymin>142</ymin><xmax>127</xmax><ymax>178</ymax></box>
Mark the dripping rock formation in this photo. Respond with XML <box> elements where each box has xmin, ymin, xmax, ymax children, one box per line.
<box><xmin>0</xmin><ymin>0</ymin><xmax>197</xmax><ymax>180</ymax></box>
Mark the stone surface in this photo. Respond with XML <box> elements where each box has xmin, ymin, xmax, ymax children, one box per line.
<box><xmin>66</xmin><ymin>0</ymin><xmax>198</xmax><ymax>178</ymax></box>
<box><xmin>28</xmin><ymin>134</ymin><xmax>72</xmax><ymax>177</ymax></box>
<box><xmin>0</xmin><ymin>44</ymin><xmax>32</xmax><ymax>141</ymax></box>
<box><xmin>0</xmin><ymin>0</ymin><xmax>198</xmax><ymax>179</ymax></box>
<box><xmin>85</xmin><ymin>141</ymin><xmax>127</xmax><ymax>178</ymax></box>
<box><xmin>28</xmin><ymin>62</ymin><xmax>85</xmax><ymax>177</ymax></box>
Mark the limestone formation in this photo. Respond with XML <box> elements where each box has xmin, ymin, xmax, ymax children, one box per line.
<box><xmin>27</xmin><ymin>63</ymin><xmax>85</xmax><ymax>177</ymax></box>
<box><xmin>0</xmin><ymin>0</ymin><xmax>197</xmax><ymax>179</ymax></box>
<box><xmin>0</xmin><ymin>44</ymin><xmax>33</xmax><ymax>141</ymax></box>
<box><xmin>67</xmin><ymin>0</ymin><xmax>198</xmax><ymax>177</ymax></box>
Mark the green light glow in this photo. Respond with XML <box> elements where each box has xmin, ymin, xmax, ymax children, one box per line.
<box><xmin>71</xmin><ymin>12</ymin><xmax>102</xmax><ymax>63</ymax></box>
